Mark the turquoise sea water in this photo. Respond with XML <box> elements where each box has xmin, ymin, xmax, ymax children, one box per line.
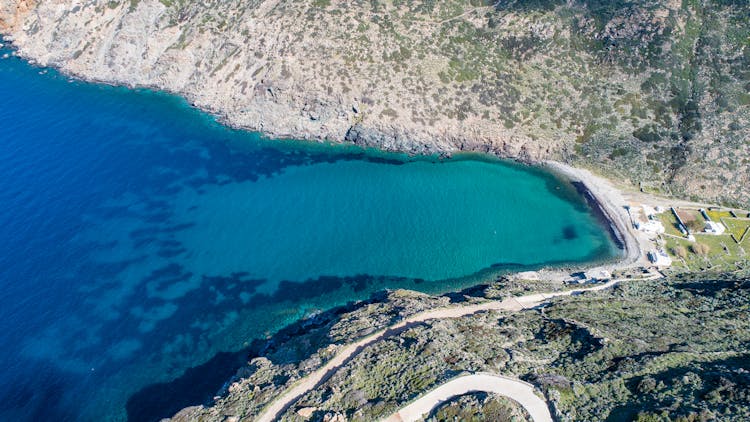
<box><xmin>0</xmin><ymin>47</ymin><xmax>617</xmax><ymax>421</ymax></box>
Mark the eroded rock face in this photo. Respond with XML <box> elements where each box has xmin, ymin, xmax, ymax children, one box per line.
<box><xmin>0</xmin><ymin>0</ymin><xmax>34</xmax><ymax>32</ymax></box>
<box><xmin>2</xmin><ymin>0</ymin><xmax>750</xmax><ymax>206</ymax></box>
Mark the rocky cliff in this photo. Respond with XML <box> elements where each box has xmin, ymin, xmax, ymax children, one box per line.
<box><xmin>2</xmin><ymin>0</ymin><xmax>749</xmax><ymax>205</ymax></box>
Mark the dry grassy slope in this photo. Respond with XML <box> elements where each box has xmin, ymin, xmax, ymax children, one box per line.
<box><xmin>1</xmin><ymin>0</ymin><xmax>749</xmax><ymax>206</ymax></box>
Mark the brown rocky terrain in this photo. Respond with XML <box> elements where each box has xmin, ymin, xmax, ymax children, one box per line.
<box><xmin>2</xmin><ymin>0</ymin><xmax>749</xmax><ymax>206</ymax></box>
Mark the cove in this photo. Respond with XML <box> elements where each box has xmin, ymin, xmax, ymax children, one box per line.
<box><xmin>0</xmin><ymin>47</ymin><xmax>617</xmax><ymax>421</ymax></box>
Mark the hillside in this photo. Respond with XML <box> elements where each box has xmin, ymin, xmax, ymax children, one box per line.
<box><xmin>1</xmin><ymin>0</ymin><xmax>749</xmax><ymax>205</ymax></box>
<box><xmin>169</xmin><ymin>273</ymin><xmax>750</xmax><ymax>421</ymax></box>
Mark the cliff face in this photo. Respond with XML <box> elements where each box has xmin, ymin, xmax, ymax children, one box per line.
<box><xmin>2</xmin><ymin>0</ymin><xmax>749</xmax><ymax>205</ymax></box>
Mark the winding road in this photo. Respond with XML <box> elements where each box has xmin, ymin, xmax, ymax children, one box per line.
<box><xmin>255</xmin><ymin>270</ymin><xmax>662</xmax><ymax>422</ymax></box>
<box><xmin>384</xmin><ymin>373</ymin><xmax>552</xmax><ymax>422</ymax></box>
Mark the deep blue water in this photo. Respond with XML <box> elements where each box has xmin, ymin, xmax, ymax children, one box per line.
<box><xmin>0</xmin><ymin>48</ymin><xmax>617</xmax><ymax>421</ymax></box>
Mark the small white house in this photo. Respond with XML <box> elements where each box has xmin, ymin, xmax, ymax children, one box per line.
<box><xmin>704</xmin><ymin>221</ymin><xmax>726</xmax><ymax>235</ymax></box>
<box><xmin>584</xmin><ymin>269</ymin><xmax>612</xmax><ymax>282</ymax></box>
<box><xmin>648</xmin><ymin>249</ymin><xmax>673</xmax><ymax>267</ymax></box>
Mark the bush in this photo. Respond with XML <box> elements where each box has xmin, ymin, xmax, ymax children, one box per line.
<box><xmin>638</xmin><ymin>376</ymin><xmax>658</xmax><ymax>393</ymax></box>
<box><xmin>633</xmin><ymin>124</ymin><xmax>661</xmax><ymax>143</ymax></box>
<box><xmin>672</xmin><ymin>246</ymin><xmax>688</xmax><ymax>259</ymax></box>
<box><xmin>686</xmin><ymin>219</ymin><xmax>705</xmax><ymax>232</ymax></box>
<box><xmin>691</xmin><ymin>243</ymin><xmax>710</xmax><ymax>256</ymax></box>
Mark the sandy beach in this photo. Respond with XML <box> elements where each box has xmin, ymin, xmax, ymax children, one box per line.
<box><xmin>545</xmin><ymin>161</ymin><xmax>648</xmax><ymax>266</ymax></box>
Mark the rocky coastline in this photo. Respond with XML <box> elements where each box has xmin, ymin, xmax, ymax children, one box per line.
<box><xmin>0</xmin><ymin>33</ymin><xmax>546</xmax><ymax>163</ymax></box>
<box><xmin>4</xmin><ymin>35</ymin><xmax>645</xmax><ymax>274</ymax></box>
<box><xmin>4</xmin><ymin>0</ymin><xmax>749</xmax><ymax>209</ymax></box>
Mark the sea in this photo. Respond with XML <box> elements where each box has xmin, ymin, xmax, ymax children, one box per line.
<box><xmin>0</xmin><ymin>47</ymin><xmax>617</xmax><ymax>421</ymax></box>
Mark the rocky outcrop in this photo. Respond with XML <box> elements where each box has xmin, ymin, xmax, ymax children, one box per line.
<box><xmin>0</xmin><ymin>0</ymin><xmax>33</xmax><ymax>32</ymax></box>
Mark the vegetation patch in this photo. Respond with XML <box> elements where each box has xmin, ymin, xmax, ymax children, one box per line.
<box><xmin>722</xmin><ymin>218</ymin><xmax>750</xmax><ymax>244</ymax></box>
<box><xmin>663</xmin><ymin>235</ymin><xmax>747</xmax><ymax>273</ymax></box>
<box><xmin>657</xmin><ymin>212</ymin><xmax>685</xmax><ymax>237</ymax></box>
<box><xmin>426</xmin><ymin>392</ymin><xmax>530</xmax><ymax>422</ymax></box>
<box><xmin>706</xmin><ymin>209</ymin><xmax>734</xmax><ymax>222</ymax></box>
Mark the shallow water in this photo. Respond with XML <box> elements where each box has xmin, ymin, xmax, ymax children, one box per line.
<box><xmin>0</xmin><ymin>48</ymin><xmax>617</xmax><ymax>421</ymax></box>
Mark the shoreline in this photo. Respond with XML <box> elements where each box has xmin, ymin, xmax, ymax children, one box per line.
<box><xmin>543</xmin><ymin>161</ymin><xmax>647</xmax><ymax>270</ymax></box>
<box><xmin>1</xmin><ymin>37</ymin><xmax>649</xmax><ymax>275</ymax></box>
<box><xmin>4</xmin><ymin>5</ymin><xmax>750</xmax><ymax>418</ymax></box>
<box><xmin>0</xmin><ymin>34</ymin><xmax>650</xmax><ymax>284</ymax></box>
<box><xmin>0</xmin><ymin>36</ymin><xmax>552</xmax><ymax>161</ymax></box>
<box><xmin>0</xmin><ymin>43</ymin><xmax>711</xmax><ymax>266</ymax></box>
<box><xmin>233</xmin><ymin>271</ymin><xmax>664</xmax><ymax>422</ymax></box>
<box><xmin>0</xmin><ymin>43</ymin><xmax>651</xmax><ymax>267</ymax></box>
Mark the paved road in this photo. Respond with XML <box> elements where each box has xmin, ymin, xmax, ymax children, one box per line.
<box><xmin>384</xmin><ymin>373</ymin><xmax>552</xmax><ymax>422</ymax></box>
<box><xmin>256</xmin><ymin>271</ymin><xmax>662</xmax><ymax>421</ymax></box>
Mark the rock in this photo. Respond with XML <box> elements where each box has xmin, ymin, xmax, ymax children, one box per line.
<box><xmin>323</xmin><ymin>413</ymin><xmax>346</xmax><ymax>422</ymax></box>
<box><xmin>534</xmin><ymin>373</ymin><xmax>572</xmax><ymax>389</ymax></box>
<box><xmin>344</xmin><ymin>123</ymin><xmax>394</xmax><ymax>149</ymax></box>
<box><xmin>296</xmin><ymin>407</ymin><xmax>317</xmax><ymax>419</ymax></box>
<box><xmin>227</xmin><ymin>380</ymin><xmax>244</xmax><ymax>394</ymax></box>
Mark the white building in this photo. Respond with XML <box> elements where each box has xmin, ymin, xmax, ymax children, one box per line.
<box><xmin>648</xmin><ymin>249</ymin><xmax>673</xmax><ymax>267</ymax></box>
<box><xmin>704</xmin><ymin>221</ymin><xmax>726</xmax><ymax>235</ymax></box>
<box><xmin>584</xmin><ymin>269</ymin><xmax>612</xmax><ymax>282</ymax></box>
